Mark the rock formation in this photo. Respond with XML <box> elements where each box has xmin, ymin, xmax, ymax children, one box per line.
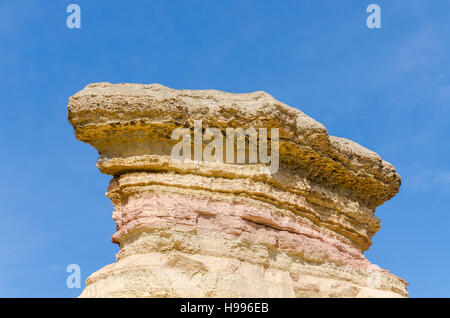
<box><xmin>68</xmin><ymin>82</ymin><xmax>407</xmax><ymax>297</ymax></box>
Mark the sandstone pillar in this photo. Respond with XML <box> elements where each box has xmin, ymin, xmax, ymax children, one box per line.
<box><xmin>68</xmin><ymin>82</ymin><xmax>407</xmax><ymax>297</ymax></box>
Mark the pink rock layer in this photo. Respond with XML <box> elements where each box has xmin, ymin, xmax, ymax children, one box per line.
<box><xmin>111</xmin><ymin>188</ymin><xmax>401</xmax><ymax>281</ymax></box>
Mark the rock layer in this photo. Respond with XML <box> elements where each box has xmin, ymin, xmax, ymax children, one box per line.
<box><xmin>68</xmin><ymin>82</ymin><xmax>407</xmax><ymax>297</ymax></box>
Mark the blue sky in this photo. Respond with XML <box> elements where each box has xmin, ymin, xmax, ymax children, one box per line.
<box><xmin>0</xmin><ymin>0</ymin><xmax>449</xmax><ymax>297</ymax></box>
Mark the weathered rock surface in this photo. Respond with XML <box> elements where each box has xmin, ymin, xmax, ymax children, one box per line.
<box><xmin>68</xmin><ymin>82</ymin><xmax>407</xmax><ymax>298</ymax></box>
